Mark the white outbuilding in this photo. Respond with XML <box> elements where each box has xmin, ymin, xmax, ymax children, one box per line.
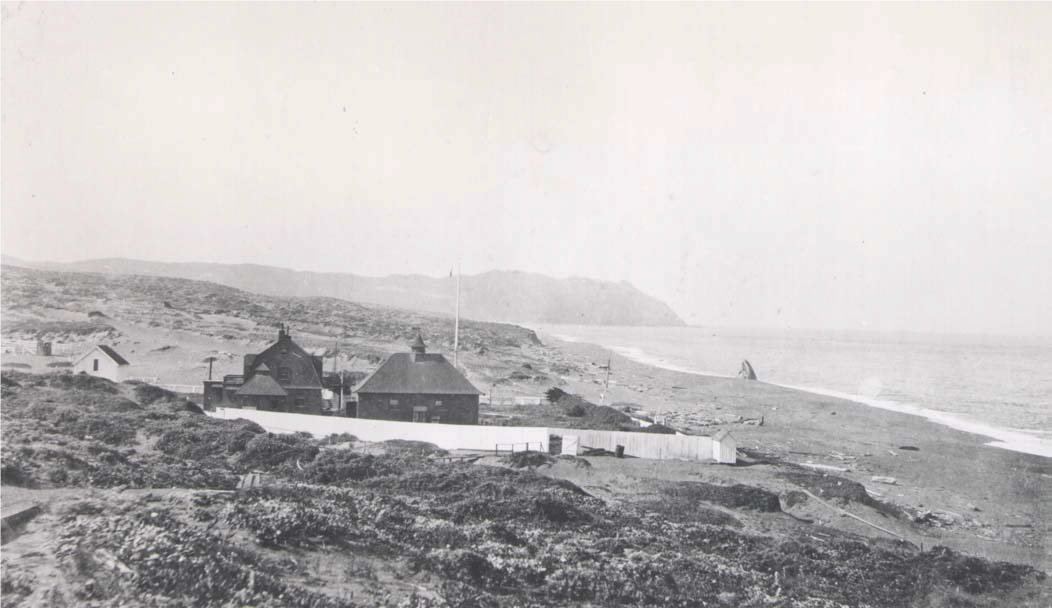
<box><xmin>712</xmin><ymin>429</ymin><xmax>738</xmax><ymax>464</ymax></box>
<box><xmin>72</xmin><ymin>345</ymin><xmax>130</xmax><ymax>382</ymax></box>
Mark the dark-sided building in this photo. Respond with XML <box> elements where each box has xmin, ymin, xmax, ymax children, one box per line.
<box><xmin>203</xmin><ymin>325</ymin><xmax>326</xmax><ymax>413</ymax></box>
<box><xmin>355</xmin><ymin>334</ymin><xmax>481</xmax><ymax>424</ymax></box>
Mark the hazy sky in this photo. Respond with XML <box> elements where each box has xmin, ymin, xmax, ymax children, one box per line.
<box><xmin>3</xmin><ymin>2</ymin><xmax>1050</xmax><ymax>335</ymax></box>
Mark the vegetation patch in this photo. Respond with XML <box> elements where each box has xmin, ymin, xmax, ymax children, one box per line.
<box><xmin>238</xmin><ymin>432</ymin><xmax>320</xmax><ymax>470</ymax></box>
<box><xmin>778</xmin><ymin>469</ymin><xmax>906</xmax><ymax>520</ymax></box>
<box><xmin>0</xmin><ymin>369</ymin><xmax>1044</xmax><ymax>607</ymax></box>
<box><xmin>501</xmin><ymin>450</ymin><xmax>555</xmax><ymax>469</ymax></box>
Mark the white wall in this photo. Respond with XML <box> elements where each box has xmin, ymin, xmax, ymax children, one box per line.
<box><xmin>72</xmin><ymin>350</ymin><xmax>126</xmax><ymax>383</ymax></box>
<box><xmin>206</xmin><ymin>408</ymin><xmax>735</xmax><ymax>463</ymax></box>
<box><xmin>714</xmin><ymin>434</ymin><xmax>737</xmax><ymax>464</ymax></box>
<box><xmin>550</xmin><ymin>427</ymin><xmax>716</xmax><ymax>461</ymax></box>
<box><xmin>210</xmin><ymin>407</ymin><xmax>549</xmax><ymax>453</ymax></box>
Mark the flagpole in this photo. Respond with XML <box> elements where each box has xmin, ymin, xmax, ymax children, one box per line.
<box><xmin>453</xmin><ymin>262</ymin><xmax>461</xmax><ymax>368</ymax></box>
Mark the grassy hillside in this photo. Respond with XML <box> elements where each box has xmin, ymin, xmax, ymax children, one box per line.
<box><xmin>1</xmin><ymin>372</ymin><xmax>1045</xmax><ymax>607</ymax></box>
<box><xmin>1</xmin><ymin>256</ymin><xmax>685</xmax><ymax>326</ymax></box>
<box><xmin>0</xmin><ymin>264</ymin><xmax>540</xmax><ymax>351</ymax></box>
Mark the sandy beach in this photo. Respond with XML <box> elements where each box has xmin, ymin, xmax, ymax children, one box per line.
<box><xmin>537</xmin><ymin>334</ymin><xmax>1052</xmax><ymax>570</ymax></box>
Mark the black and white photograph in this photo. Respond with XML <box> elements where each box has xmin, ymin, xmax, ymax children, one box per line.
<box><xmin>1</xmin><ymin>2</ymin><xmax>1049</xmax><ymax>606</ymax></box>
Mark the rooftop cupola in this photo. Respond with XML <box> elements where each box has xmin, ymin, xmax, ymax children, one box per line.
<box><xmin>410</xmin><ymin>333</ymin><xmax>427</xmax><ymax>358</ymax></box>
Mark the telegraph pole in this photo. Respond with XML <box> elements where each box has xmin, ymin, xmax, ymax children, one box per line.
<box><xmin>453</xmin><ymin>262</ymin><xmax>461</xmax><ymax>368</ymax></box>
<box><xmin>600</xmin><ymin>354</ymin><xmax>612</xmax><ymax>405</ymax></box>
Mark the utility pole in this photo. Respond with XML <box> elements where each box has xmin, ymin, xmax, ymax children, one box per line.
<box><xmin>339</xmin><ymin>369</ymin><xmax>345</xmax><ymax>415</ymax></box>
<box><xmin>453</xmin><ymin>261</ymin><xmax>461</xmax><ymax>368</ymax></box>
<box><xmin>600</xmin><ymin>354</ymin><xmax>612</xmax><ymax>405</ymax></box>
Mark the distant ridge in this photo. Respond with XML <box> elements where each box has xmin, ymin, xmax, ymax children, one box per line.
<box><xmin>0</xmin><ymin>255</ymin><xmax>685</xmax><ymax>326</ymax></box>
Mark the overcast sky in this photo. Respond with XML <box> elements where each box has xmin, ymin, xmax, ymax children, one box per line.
<box><xmin>2</xmin><ymin>3</ymin><xmax>1050</xmax><ymax>336</ymax></box>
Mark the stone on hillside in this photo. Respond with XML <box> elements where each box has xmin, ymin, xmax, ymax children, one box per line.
<box><xmin>738</xmin><ymin>359</ymin><xmax>757</xmax><ymax>380</ymax></box>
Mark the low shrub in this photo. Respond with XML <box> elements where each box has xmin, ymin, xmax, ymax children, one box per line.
<box><xmin>44</xmin><ymin>373</ymin><xmax>118</xmax><ymax>394</ymax></box>
<box><xmin>381</xmin><ymin>440</ymin><xmax>447</xmax><ymax>458</ymax></box>
<box><xmin>56</xmin><ymin>501</ymin><xmax>352</xmax><ymax>606</ymax></box>
<box><xmin>502</xmin><ymin>451</ymin><xmax>554</xmax><ymax>469</ymax></box>
<box><xmin>132</xmin><ymin>383</ymin><xmax>178</xmax><ymax>405</ymax></box>
<box><xmin>238</xmin><ymin>433</ymin><xmax>319</xmax><ymax>470</ymax></box>
<box><xmin>295</xmin><ymin>450</ymin><xmax>399</xmax><ymax>484</ymax></box>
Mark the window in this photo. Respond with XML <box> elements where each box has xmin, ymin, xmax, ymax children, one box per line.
<box><xmin>93</xmin><ymin>359</ymin><xmax>99</xmax><ymax>371</ymax></box>
<box><xmin>278</xmin><ymin>366</ymin><xmax>291</xmax><ymax>384</ymax></box>
<box><xmin>413</xmin><ymin>407</ymin><xmax>428</xmax><ymax>423</ymax></box>
<box><xmin>431</xmin><ymin>416</ymin><xmax>442</xmax><ymax>424</ymax></box>
<box><xmin>389</xmin><ymin>399</ymin><xmax>399</xmax><ymax>406</ymax></box>
<box><xmin>434</xmin><ymin>400</ymin><xmax>443</xmax><ymax>407</ymax></box>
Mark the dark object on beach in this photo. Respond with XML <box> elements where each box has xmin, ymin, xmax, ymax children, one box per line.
<box><xmin>738</xmin><ymin>359</ymin><xmax>757</xmax><ymax>380</ymax></box>
<box><xmin>899</xmin><ymin>446</ymin><xmax>920</xmax><ymax>451</ymax></box>
<box><xmin>615</xmin><ymin>445</ymin><xmax>625</xmax><ymax>458</ymax></box>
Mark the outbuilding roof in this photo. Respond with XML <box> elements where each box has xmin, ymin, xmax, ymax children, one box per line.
<box><xmin>356</xmin><ymin>352</ymin><xmax>481</xmax><ymax>395</ymax></box>
<box><xmin>74</xmin><ymin>344</ymin><xmax>130</xmax><ymax>367</ymax></box>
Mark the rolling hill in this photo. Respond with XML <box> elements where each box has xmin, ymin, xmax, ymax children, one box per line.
<box><xmin>0</xmin><ymin>256</ymin><xmax>684</xmax><ymax>326</ymax></box>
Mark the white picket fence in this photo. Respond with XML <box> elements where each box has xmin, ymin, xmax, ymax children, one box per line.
<box><xmin>481</xmin><ymin>395</ymin><xmax>545</xmax><ymax>406</ymax></box>
<box><xmin>157</xmin><ymin>383</ymin><xmax>204</xmax><ymax>395</ymax></box>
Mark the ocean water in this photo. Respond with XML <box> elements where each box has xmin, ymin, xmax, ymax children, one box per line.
<box><xmin>532</xmin><ymin>324</ymin><xmax>1052</xmax><ymax>458</ymax></box>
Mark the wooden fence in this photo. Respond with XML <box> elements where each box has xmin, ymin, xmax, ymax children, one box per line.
<box><xmin>549</xmin><ymin>427</ymin><xmax>736</xmax><ymax>463</ymax></box>
<box><xmin>206</xmin><ymin>408</ymin><xmax>735</xmax><ymax>463</ymax></box>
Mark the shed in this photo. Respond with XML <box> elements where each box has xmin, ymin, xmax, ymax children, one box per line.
<box><xmin>72</xmin><ymin>345</ymin><xmax>130</xmax><ymax>382</ymax></box>
<box><xmin>712</xmin><ymin>429</ymin><xmax>738</xmax><ymax>464</ymax></box>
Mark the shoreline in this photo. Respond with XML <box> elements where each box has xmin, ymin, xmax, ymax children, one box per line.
<box><xmin>537</xmin><ymin>330</ymin><xmax>1052</xmax><ymax>570</ymax></box>
<box><xmin>539</xmin><ymin>329</ymin><xmax>1052</xmax><ymax>459</ymax></box>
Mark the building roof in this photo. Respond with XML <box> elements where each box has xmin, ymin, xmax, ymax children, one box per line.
<box><xmin>248</xmin><ymin>330</ymin><xmax>322</xmax><ymax>388</ymax></box>
<box><xmin>236</xmin><ymin>373</ymin><xmax>288</xmax><ymax>397</ymax></box>
<box><xmin>74</xmin><ymin>344</ymin><xmax>130</xmax><ymax>367</ymax></box>
<box><xmin>356</xmin><ymin>352</ymin><xmax>481</xmax><ymax>395</ymax></box>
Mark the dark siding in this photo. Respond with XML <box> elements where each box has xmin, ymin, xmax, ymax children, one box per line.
<box><xmin>357</xmin><ymin>392</ymin><xmax>478</xmax><ymax>425</ymax></box>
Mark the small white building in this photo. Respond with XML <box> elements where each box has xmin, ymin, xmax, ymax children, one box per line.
<box><xmin>72</xmin><ymin>345</ymin><xmax>130</xmax><ymax>382</ymax></box>
<box><xmin>712</xmin><ymin>429</ymin><xmax>737</xmax><ymax>464</ymax></box>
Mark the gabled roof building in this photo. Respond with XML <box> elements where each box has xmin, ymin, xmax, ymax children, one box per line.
<box><xmin>355</xmin><ymin>333</ymin><xmax>480</xmax><ymax>424</ymax></box>
<box><xmin>203</xmin><ymin>325</ymin><xmax>328</xmax><ymax>413</ymax></box>
<box><xmin>73</xmin><ymin>344</ymin><xmax>130</xmax><ymax>383</ymax></box>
